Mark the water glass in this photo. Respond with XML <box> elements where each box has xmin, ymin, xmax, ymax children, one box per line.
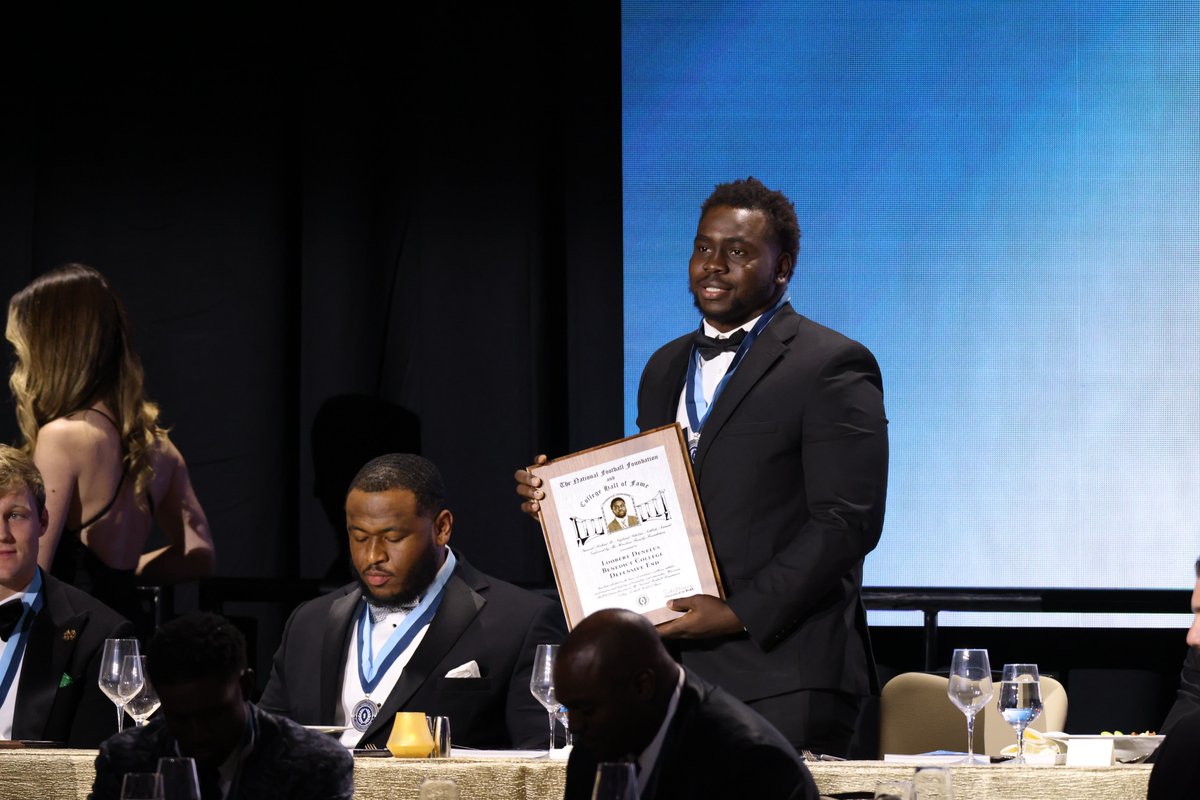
<box><xmin>427</xmin><ymin>715</ymin><xmax>452</xmax><ymax>758</ymax></box>
<box><xmin>418</xmin><ymin>779</ymin><xmax>458</xmax><ymax>800</ymax></box>
<box><xmin>873</xmin><ymin>779</ymin><xmax>914</xmax><ymax>800</ymax></box>
<box><xmin>913</xmin><ymin>765</ymin><xmax>954</xmax><ymax>800</ymax></box>
<box><xmin>997</xmin><ymin>663</ymin><xmax>1043</xmax><ymax>764</ymax></box>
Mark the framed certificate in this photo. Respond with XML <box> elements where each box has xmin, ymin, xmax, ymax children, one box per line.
<box><xmin>530</xmin><ymin>423</ymin><xmax>723</xmax><ymax>628</ymax></box>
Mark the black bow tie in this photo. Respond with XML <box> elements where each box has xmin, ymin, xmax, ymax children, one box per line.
<box><xmin>0</xmin><ymin>600</ymin><xmax>26</xmax><ymax>641</ymax></box>
<box><xmin>692</xmin><ymin>329</ymin><xmax>748</xmax><ymax>360</ymax></box>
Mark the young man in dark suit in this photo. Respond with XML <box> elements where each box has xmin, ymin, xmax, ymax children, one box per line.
<box><xmin>0</xmin><ymin>444</ymin><xmax>133</xmax><ymax>746</ymax></box>
<box><xmin>91</xmin><ymin>613</ymin><xmax>353</xmax><ymax>800</ymax></box>
<box><xmin>259</xmin><ymin>453</ymin><xmax>565</xmax><ymax>749</ymax></box>
<box><xmin>519</xmin><ymin>177</ymin><xmax>888</xmax><ymax>757</ymax></box>
<box><xmin>558</xmin><ymin>608</ymin><xmax>817</xmax><ymax>800</ymax></box>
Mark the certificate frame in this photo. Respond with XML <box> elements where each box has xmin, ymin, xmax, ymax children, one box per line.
<box><xmin>530</xmin><ymin>423</ymin><xmax>723</xmax><ymax>628</ymax></box>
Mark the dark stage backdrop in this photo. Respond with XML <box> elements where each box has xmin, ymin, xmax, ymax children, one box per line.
<box><xmin>0</xmin><ymin>3</ymin><xmax>622</xmax><ymax>640</ymax></box>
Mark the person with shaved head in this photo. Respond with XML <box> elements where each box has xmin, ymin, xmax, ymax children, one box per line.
<box><xmin>555</xmin><ymin>609</ymin><xmax>817</xmax><ymax>800</ymax></box>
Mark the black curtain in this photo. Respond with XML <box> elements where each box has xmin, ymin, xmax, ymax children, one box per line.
<box><xmin>0</xmin><ymin>3</ymin><xmax>621</xmax><ymax>614</ymax></box>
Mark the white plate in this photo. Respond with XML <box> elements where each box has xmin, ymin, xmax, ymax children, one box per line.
<box><xmin>303</xmin><ymin>725</ymin><xmax>350</xmax><ymax>735</ymax></box>
<box><xmin>1042</xmin><ymin>732</ymin><xmax>1163</xmax><ymax>762</ymax></box>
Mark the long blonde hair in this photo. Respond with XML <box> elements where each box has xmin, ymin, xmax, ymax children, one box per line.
<box><xmin>6</xmin><ymin>264</ymin><xmax>163</xmax><ymax>500</ymax></box>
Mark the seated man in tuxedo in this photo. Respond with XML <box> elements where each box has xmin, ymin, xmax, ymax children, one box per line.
<box><xmin>557</xmin><ymin>609</ymin><xmax>818</xmax><ymax>800</ymax></box>
<box><xmin>92</xmin><ymin>613</ymin><xmax>353</xmax><ymax>800</ymax></box>
<box><xmin>259</xmin><ymin>453</ymin><xmax>566</xmax><ymax>749</ymax></box>
<box><xmin>0</xmin><ymin>444</ymin><xmax>133</xmax><ymax>746</ymax></box>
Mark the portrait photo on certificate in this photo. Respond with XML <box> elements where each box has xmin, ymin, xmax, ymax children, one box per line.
<box><xmin>530</xmin><ymin>424</ymin><xmax>723</xmax><ymax>627</ymax></box>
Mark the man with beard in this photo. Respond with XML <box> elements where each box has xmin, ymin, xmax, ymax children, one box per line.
<box><xmin>518</xmin><ymin>177</ymin><xmax>888</xmax><ymax>757</ymax></box>
<box><xmin>260</xmin><ymin>453</ymin><xmax>565</xmax><ymax>749</ymax></box>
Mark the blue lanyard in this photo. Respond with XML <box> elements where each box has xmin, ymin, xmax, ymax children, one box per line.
<box><xmin>356</xmin><ymin>549</ymin><xmax>456</xmax><ymax>694</ymax></box>
<box><xmin>0</xmin><ymin>570</ymin><xmax>44</xmax><ymax>706</ymax></box>
<box><xmin>685</xmin><ymin>297</ymin><xmax>788</xmax><ymax>435</ymax></box>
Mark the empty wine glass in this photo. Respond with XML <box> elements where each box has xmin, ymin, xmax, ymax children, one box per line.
<box><xmin>997</xmin><ymin>663</ymin><xmax>1043</xmax><ymax>764</ymax></box>
<box><xmin>123</xmin><ymin>656</ymin><xmax>161</xmax><ymax>727</ymax></box>
<box><xmin>156</xmin><ymin>757</ymin><xmax>201</xmax><ymax>800</ymax></box>
<box><xmin>529</xmin><ymin>644</ymin><xmax>558</xmax><ymax>751</ymax></box>
<box><xmin>98</xmin><ymin>638</ymin><xmax>141</xmax><ymax>733</ymax></box>
<box><xmin>947</xmin><ymin>648</ymin><xmax>993</xmax><ymax>764</ymax></box>
<box><xmin>120</xmin><ymin>772</ymin><xmax>164</xmax><ymax>800</ymax></box>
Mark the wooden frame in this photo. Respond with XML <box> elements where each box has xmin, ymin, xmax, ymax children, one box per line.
<box><xmin>530</xmin><ymin>423</ymin><xmax>723</xmax><ymax>628</ymax></box>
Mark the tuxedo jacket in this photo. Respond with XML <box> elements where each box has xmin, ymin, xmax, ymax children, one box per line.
<box><xmin>637</xmin><ymin>305</ymin><xmax>887</xmax><ymax>701</ymax></box>
<box><xmin>564</xmin><ymin>669</ymin><xmax>818</xmax><ymax>800</ymax></box>
<box><xmin>1160</xmin><ymin>647</ymin><xmax>1200</xmax><ymax>736</ymax></box>
<box><xmin>11</xmin><ymin>570</ymin><xmax>134</xmax><ymax>746</ymax></box>
<box><xmin>1149</xmin><ymin>706</ymin><xmax>1200</xmax><ymax>800</ymax></box>
<box><xmin>90</xmin><ymin>703</ymin><xmax>354</xmax><ymax>800</ymax></box>
<box><xmin>258</xmin><ymin>554</ymin><xmax>566</xmax><ymax>749</ymax></box>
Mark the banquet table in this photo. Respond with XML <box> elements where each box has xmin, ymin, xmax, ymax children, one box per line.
<box><xmin>0</xmin><ymin>750</ymin><xmax>1153</xmax><ymax>800</ymax></box>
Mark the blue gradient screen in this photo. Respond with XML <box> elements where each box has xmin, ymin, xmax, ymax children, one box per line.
<box><xmin>622</xmin><ymin>2</ymin><xmax>1199</xmax><ymax>625</ymax></box>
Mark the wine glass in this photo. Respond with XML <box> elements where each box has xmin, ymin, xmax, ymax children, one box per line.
<box><xmin>156</xmin><ymin>757</ymin><xmax>201</xmax><ymax>800</ymax></box>
<box><xmin>98</xmin><ymin>638</ymin><xmax>141</xmax><ymax>733</ymax></box>
<box><xmin>529</xmin><ymin>644</ymin><xmax>558</xmax><ymax>752</ymax></box>
<box><xmin>120</xmin><ymin>772</ymin><xmax>164</xmax><ymax>800</ymax></box>
<box><xmin>556</xmin><ymin>704</ymin><xmax>573</xmax><ymax>747</ymax></box>
<box><xmin>997</xmin><ymin>663</ymin><xmax>1043</xmax><ymax>764</ymax></box>
<box><xmin>947</xmin><ymin>648</ymin><xmax>993</xmax><ymax>764</ymax></box>
<box><xmin>123</xmin><ymin>656</ymin><xmax>161</xmax><ymax>727</ymax></box>
<box><xmin>591</xmin><ymin>762</ymin><xmax>638</xmax><ymax>800</ymax></box>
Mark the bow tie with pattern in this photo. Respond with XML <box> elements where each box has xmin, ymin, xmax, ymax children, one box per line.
<box><xmin>0</xmin><ymin>600</ymin><xmax>26</xmax><ymax>641</ymax></box>
<box><xmin>692</xmin><ymin>329</ymin><xmax>748</xmax><ymax>361</ymax></box>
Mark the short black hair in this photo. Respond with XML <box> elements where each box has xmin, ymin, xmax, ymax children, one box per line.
<box><xmin>348</xmin><ymin>453</ymin><xmax>447</xmax><ymax>518</ymax></box>
<box><xmin>610</xmin><ymin>497</ymin><xmax>624</xmax><ymax>509</ymax></box>
<box><xmin>1194</xmin><ymin>557</ymin><xmax>1199</xmax><ymax>578</ymax></box>
<box><xmin>700</xmin><ymin>176</ymin><xmax>800</xmax><ymax>265</ymax></box>
<box><xmin>147</xmin><ymin>613</ymin><xmax>247</xmax><ymax>686</ymax></box>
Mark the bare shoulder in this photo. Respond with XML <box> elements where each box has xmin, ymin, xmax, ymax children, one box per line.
<box><xmin>36</xmin><ymin>415</ymin><xmax>104</xmax><ymax>449</ymax></box>
<box><xmin>146</xmin><ymin>433</ymin><xmax>189</xmax><ymax>484</ymax></box>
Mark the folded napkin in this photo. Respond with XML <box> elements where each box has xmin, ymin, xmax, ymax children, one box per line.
<box><xmin>1000</xmin><ymin>729</ymin><xmax>1062</xmax><ymax>764</ymax></box>
<box><xmin>444</xmin><ymin>661</ymin><xmax>481</xmax><ymax>678</ymax></box>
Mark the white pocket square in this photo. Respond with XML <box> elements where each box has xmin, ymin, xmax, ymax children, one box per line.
<box><xmin>444</xmin><ymin>660</ymin><xmax>481</xmax><ymax>678</ymax></box>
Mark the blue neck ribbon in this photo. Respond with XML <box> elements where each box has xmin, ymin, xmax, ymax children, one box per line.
<box><xmin>0</xmin><ymin>569</ymin><xmax>44</xmax><ymax>707</ymax></box>
<box><xmin>685</xmin><ymin>297</ymin><xmax>789</xmax><ymax>440</ymax></box>
<box><xmin>356</xmin><ymin>549</ymin><xmax>456</xmax><ymax>694</ymax></box>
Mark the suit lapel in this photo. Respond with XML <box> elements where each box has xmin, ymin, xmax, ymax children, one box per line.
<box><xmin>12</xmin><ymin>581</ymin><xmax>85</xmax><ymax>741</ymax></box>
<box><xmin>692</xmin><ymin>308</ymin><xmax>797</xmax><ymax>476</ymax></box>
<box><xmin>641</xmin><ymin>338</ymin><xmax>692</xmax><ymax>429</ymax></box>
<box><xmin>320</xmin><ymin>588</ymin><xmax>362</xmax><ymax>723</ymax></box>
<box><xmin>361</xmin><ymin>571</ymin><xmax>484</xmax><ymax>742</ymax></box>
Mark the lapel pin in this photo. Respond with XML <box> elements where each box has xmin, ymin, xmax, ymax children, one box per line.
<box><xmin>62</xmin><ymin>629</ymin><xmax>78</xmax><ymax>642</ymax></box>
<box><xmin>59</xmin><ymin>673</ymin><xmax>74</xmax><ymax>688</ymax></box>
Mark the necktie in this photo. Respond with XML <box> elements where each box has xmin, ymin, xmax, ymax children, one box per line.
<box><xmin>692</xmin><ymin>329</ymin><xmax>747</xmax><ymax>360</ymax></box>
<box><xmin>0</xmin><ymin>601</ymin><xmax>24</xmax><ymax>641</ymax></box>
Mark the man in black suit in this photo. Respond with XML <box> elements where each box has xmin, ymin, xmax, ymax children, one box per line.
<box><xmin>1158</xmin><ymin>557</ymin><xmax>1200</xmax><ymax>736</ymax></box>
<box><xmin>519</xmin><ymin>177</ymin><xmax>888</xmax><ymax>756</ymax></box>
<box><xmin>92</xmin><ymin>613</ymin><xmax>353</xmax><ymax>800</ymax></box>
<box><xmin>0</xmin><ymin>444</ymin><xmax>133</xmax><ymax>746</ymax></box>
<box><xmin>558</xmin><ymin>609</ymin><xmax>817</xmax><ymax>800</ymax></box>
<box><xmin>260</xmin><ymin>453</ymin><xmax>565</xmax><ymax>749</ymax></box>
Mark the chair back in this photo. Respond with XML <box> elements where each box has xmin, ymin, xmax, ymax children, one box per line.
<box><xmin>879</xmin><ymin>672</ymin><xmax>968</xmax><ymax>756</ymax></box>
